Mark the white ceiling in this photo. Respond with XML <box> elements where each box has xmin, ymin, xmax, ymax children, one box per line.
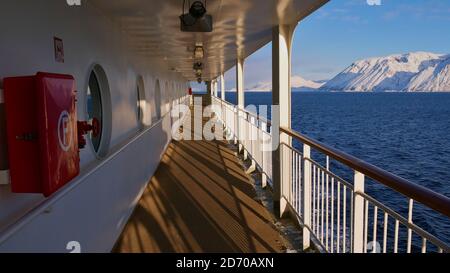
<box><xmin>91</xmin><ymin>0</ymin><xmax>328</xmax><ymax>81</ymax></box>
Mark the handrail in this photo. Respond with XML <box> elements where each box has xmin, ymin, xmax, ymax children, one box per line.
<box><xmin>212</xmin><ymin>96</ymin><xmax>272</xmax><ymax>126</ymax></box>
<box><xmin>214</xmin><ymin>96</ymin><xmax>450</xmax><ymax>217</ymax></box>
<box><xmin>280</xmin><ymin>126</ymin><xmax>450</xmax><ymax>218</ymax></box>
<box><xmin>213</xmin><ymin>95</ymin><xmax>450</xmax><ymax>251</ymax></box>
<box><xmin>356</xmin><ymin>191</ymin><xmax>450</xmax><ymax>252</ymax></box>
<box><xmin>241</xmin><ymin>109</ymin><xmax>272</xmax><ymax>127</ymax></box>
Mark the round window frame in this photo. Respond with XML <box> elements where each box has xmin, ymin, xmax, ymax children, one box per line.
<box><xmin>136</xmin><ymin>75</ymin><xmax>146</xmax><ymax>129</ymax></box>
<box><xmin>154</xmin><ymin>79</ymin><xmax>162</xmax><ymax>122</ymax></box>
<box><xmin>84</xmin><ymin>64</ymin><xmax>112</xmax><ymax>159</ymax></box>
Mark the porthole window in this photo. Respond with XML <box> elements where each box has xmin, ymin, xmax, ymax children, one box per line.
<box><xmin>136</xmin><ymin>76</ymin><xmax>146</xmax><ymax>127</ymax></box>
<box><xmin>87</xmin><ymin>72</ymin><xmax>102</xmax><ymax>152</ymax></box>
<box><xmin>86</xmin><ymin>64</ymin><xmax>112</xmax><ymax>158</ymax></box>
<box><xmin>165</xmin><ymin>81</ymin><xmax>170</xmax><ymax>114</ymax></box>
<box><xmin>154</xmin><ymin>79</ymin><xmax>162</xmax><ymax>121</ymax></box>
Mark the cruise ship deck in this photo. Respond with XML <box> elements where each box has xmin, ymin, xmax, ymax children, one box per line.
<box><xmin>114</xmin><ymin>97</ymin><xmax>288</xmax><ymax>253</ymax></box>
<box><xmin>0</xmin><ymin>1</ymin><xmax>449</xmax><ymax>254</ymax></box>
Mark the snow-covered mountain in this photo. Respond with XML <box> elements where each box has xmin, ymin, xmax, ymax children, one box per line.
<box><xmin>292</xmin><ymin>75</ymin><xmax>325</xmax><ymax>91</ymax></box>
<box><xmin>322</xmin><ymin>52</ymin><xmax>450</xmax><ymax>92</ymax></box>
<box><xmin>248</xmin><ymin>75</ymin><xmax>325</xmax><ymax>92</ymax></box>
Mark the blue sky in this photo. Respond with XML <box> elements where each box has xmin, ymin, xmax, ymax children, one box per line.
<box><xmin>194</xmin><ymin>0</ymin><xmax>450</xmax><ymax>91</ymax></box>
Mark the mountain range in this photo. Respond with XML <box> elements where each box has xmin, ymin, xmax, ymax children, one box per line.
<box><xmin>248</xmin><ymin>75</ymin><xmax>325</xmax><ymax>92</ymax></box>
<box><xmin>323</xmin><ymin>52</ymin><xmax>450</xmax><ymax>92</ymax></box>
<box><xmin>248</xmin><ymin>52</ymin><xmax>450</xmax><ymax>92</ymax></box>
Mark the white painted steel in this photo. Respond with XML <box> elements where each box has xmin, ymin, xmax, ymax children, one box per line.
<box><xmin>89</xmin><ymin>0</ymin><xmax>328</xmax><ymax>81</ymax></box>
<box><xmin>220</xmin><ymin>74</ymin><xmax>226</xmax><ymax>101</ymax></box>
<box><xmin>407</xmin><ymin>199</ymin><xmax>414</xmax><ymax>253</ymax></box>
<box><xmin>353</xmin><ymin>171</ymin><xmax>365</xmax><ymax>253</ymax></box>
<box><xmin>272</xmin><ymin>24</ymin><xmax>296</xmax><ymax>218</ymax></box>
<box><xmin>0</xmin><ymin>109</ymin><xmax>180</xmax><ymax>252</ymax></box>
<box><xmin>303</xmin><ymin>145</ymin><xmax>312</xmax><ymax>250</ymax></box>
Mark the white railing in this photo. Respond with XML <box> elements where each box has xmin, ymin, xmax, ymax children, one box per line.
<box><xmin>212</xmin><ymin>97</ymin><xmax>272</xmax><ymax>188</ymax></box>
<box><xmin>211</xmin><ymin>96</ymin><xmax>450</xmax><ymax>253</ymax></box>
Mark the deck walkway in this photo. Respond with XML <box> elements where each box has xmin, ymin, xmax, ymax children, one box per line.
<box><xmin>114</xmin><ymin>99</ymin><xmax>287</xmax><ymax>253</ymax></box>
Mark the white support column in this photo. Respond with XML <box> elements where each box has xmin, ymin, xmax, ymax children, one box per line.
<box><xmin>220</xmin><ymin>73</ymin><xmax>226</xmax><ymax>101</ymax></box>
<box><xmin>236</xmin><ymin>58</ymin><xmax>244</xmax><ymax>108</ymax></box>
<box><xmin>261</xmin><ymin>121</ymin><xmax>268</xmax><ymax>188</ymax></box>
<box><xmin>216</xmin><ymin>80</ymin><xmax>219</xmax><ymax>97</ymax></box>
<box><xmin>236</xmin><ymin>58</ymin><xmax>245</xmax><ymax>153</ymax></box>
<box><xmin>353</xmin><ymin>171</ymin><xmax>366</xmax><ymax>253</ymax></box>
<box><xmin>272</xmin><ymin>24</ymin><xmax>296</xmax><ymax>218</ymax></box>
<box><xmin>214</xmin><ymin>79</ymin><xmax>218</xmax><ymax>97</ymax></box>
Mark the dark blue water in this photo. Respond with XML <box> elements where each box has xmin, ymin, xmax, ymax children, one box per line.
<box><xmin>224</xmin><ymin>92</ymin><xmax>450</xmax><ymax>249</ymax></box>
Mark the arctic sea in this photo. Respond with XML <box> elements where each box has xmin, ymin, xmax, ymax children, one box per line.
<box><xmin>223</xmin><ymin>91</ymin><xmax>450</xmax><ymax>249</ymax></box>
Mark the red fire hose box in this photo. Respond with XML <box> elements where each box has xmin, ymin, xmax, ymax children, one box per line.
<box><xmin>3</xmin><ymin>72</ymin><xmax>80</xmax><ymax>197</ymax></box>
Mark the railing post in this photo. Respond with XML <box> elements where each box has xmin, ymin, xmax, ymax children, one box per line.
<box><xmin>250</xmin><ymin>116</ymin><xmax>256</xmax><ymax>165</ymax></box>
<box><xmin>261</xmin><ymin>121</ymin><xmax>268</xmax><ymax>188</ymax></box>
<box><xmin>243</xmin><ymin>114</ymin><xmax>248</xmax><ymax>160</ymax></box>
<box><xmin>303</xmin><ymin>144</ymin><xmax>312</xmax><ymax>250</ymax></box>
<box><xmin>353</xmin><ymin>171</ymin><xmax>365</xmax><ymax>253</ymax></box>
<box><xmin>233</xmin><ymin>108</ymin><xmax>237</xmax><ymax>145</ymax></box>
<box><xmin>238</xmin><ymin>111</ymin><xmax>244</xmax><ymax>153</ymax></box>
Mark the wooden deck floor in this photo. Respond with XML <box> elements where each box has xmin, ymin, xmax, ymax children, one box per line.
<box><xmin>114</xmin><ymin>103</ymin><xmax>286</xmax><ymax>253</ymax></box>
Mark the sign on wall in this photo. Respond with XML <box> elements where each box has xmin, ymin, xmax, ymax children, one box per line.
<box><xmin>54</xmin><ymin>37</ymin><xmax>65</xmax><ymax>63</ymax></box>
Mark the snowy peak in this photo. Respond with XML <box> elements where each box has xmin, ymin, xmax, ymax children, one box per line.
<box><xmin>247</xmin><ymin>81</ymin><xmax>271</xmax><ymax>92</ymax></box>
<box><xmin>291</xmin><ymin>75</ymin><xmax>324</xmax><ymax>90</ymax></box>
<box><xmin>249</xmin><ymin>75</ymin><xmax>324</xmax><ymax>92</ymax></box>
<box><xmin>323</xmin><ymin>52</ymin><xmax>450</xmax><ymax>92</ymax></box>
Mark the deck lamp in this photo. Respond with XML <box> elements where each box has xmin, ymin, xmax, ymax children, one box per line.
<box><xmin>180</xmin><ymin>1</ymin><xmax>213</xmax><ymax>32</ymax></box>
<box><xmin>194</xmin><ymin>46</ymin><xmax>204</xmax><ymax>59</ymax></box>
<box><xmin>193</xmin><ymin>62</ymin><xmax>203</xmax><ymax>70</ymax></box>
<box><xmin>189</xmin><ymin>1</ymin><xmax>207</xmax><ymax>18</ymax></box>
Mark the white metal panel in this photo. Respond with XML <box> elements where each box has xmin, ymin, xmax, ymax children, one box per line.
<box><xmin>0</xmin><ymin>113</ymin><xmax>173</xmax><ymax>253</ymax></box>
<box><xmin>0</xmin><ymin>0</ymin><xmax>184</xmax><ymax>251</ymax></box>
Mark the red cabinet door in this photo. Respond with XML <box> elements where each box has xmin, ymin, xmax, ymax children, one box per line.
<box><xmin>4</xmin><ymin>73</ymin><xmax>80</xmax><ymax>197</ymax></box>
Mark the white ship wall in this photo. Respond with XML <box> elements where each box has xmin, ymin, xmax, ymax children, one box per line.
<box><xmin>0</xmin><ymin>0</ymin><xmax>187</xmax><ymax>252</ymax></box>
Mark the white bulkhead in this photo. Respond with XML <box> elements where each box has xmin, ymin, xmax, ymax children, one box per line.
<box><xmin>0</xmin><ymin>1</ymin><xmax>187</xmax><ymax>252</ymax></box>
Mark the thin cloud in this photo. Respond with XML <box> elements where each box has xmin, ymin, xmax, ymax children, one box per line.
<box><xmin>314</xmin><ymin>7</ymin><xmax>366</xmax><ymax>24</ymax></box>
<box><xmin>382</xmin><ymin>1</ymin><xmax>450</xmax><ymax>21</ymax></box>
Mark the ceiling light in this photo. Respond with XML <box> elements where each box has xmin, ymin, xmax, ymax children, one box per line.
<box><xmin>194</xmin><ymin>46</ymin><xmax>204</xmax><ymax>59</ymax></box>
<box><xmin>180</xmin><ymin>1</ymin><xmax>213</xmax><ymax>32</ymax></box>
<box><xmin>193</xmin><ymin>62</ymin><xmax>203</xmax><ymax>70</ymax></box>
<box><xmin>189</xmin><ymin>1</ymin><xmax>207</xmax><ymax>18</ymax></box>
